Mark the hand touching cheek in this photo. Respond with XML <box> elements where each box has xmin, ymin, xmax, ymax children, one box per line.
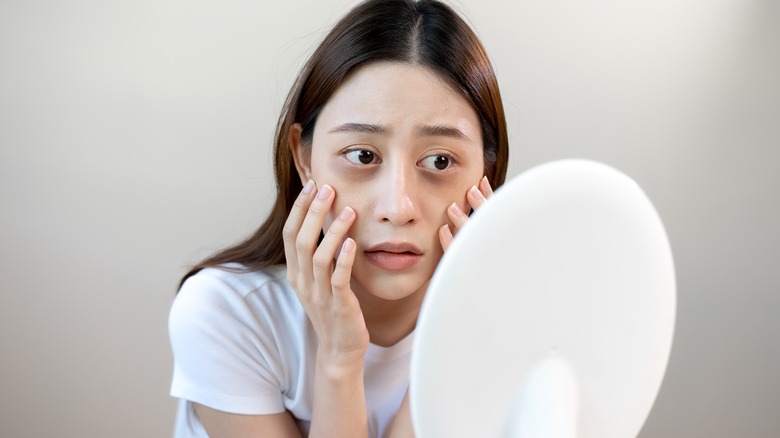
<box><xmin>283</xmin><ymin>181</ymin><xmax>369</xmax><ymax>367</ymax></box>
<box><xmin>438</xmin><ymin>176</ymin><xmax>494</xmax><ymax>252</ymax></box>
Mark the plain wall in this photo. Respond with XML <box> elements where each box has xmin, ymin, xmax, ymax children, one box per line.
<box><xmin>1</xmin><ymin>0</ymin><xmax>777</xmax><ymax>436</ymax></box>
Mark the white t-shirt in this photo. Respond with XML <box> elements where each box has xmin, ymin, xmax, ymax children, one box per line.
<box><xmin>169</xmin><ymin>264</ymin><xmax>413</xmax><ymax>437</ymax></box>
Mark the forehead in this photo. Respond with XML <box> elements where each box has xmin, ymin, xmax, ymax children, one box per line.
<box><xmin>315</xmin><ymin>62</ymin><xmax>481</xmax><ymax>138</ymax></box>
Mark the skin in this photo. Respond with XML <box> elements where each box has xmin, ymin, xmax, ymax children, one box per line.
<box><xmin>194</xmin><ymin>61</ymin><xmax>494</xmax><ymax>438</ymax></box>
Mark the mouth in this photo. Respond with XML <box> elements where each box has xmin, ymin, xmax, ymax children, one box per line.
<box><xmin>364</xmin><ymin>242</ymin><xmax>423</xmax><ymax>271</ymax></box>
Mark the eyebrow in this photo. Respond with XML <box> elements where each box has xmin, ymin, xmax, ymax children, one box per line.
<box><xmin>329</xmin><ymin>122</ymin><xmax>470</xmax><ymax>140</ymax></box>
<box><xmin>417</xmin><ymin>124</ymin><xmax>470</xmax><ymax>141</ymax></box>
<box><xmin>329</xmin><ymin>123</ymin><xmax>387</xmax><ymax>135</ymax></box>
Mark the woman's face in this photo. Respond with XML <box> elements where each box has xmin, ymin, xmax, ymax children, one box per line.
<box><xmin>293</xmin><ymin>62</ymin><xmax>485</xmax><ymax>302</ymax></box>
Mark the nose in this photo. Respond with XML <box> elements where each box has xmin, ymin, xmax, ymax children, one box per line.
<box><xmin>374</xmin><ymin>165</ymin><xmax>420</xmax><ymax>225</ymax></box>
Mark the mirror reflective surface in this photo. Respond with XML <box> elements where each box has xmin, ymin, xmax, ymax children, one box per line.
<box><xmin>411</xmin><ymin>160</ymin><xmax>676</xmax><ymax>438</ymax></box>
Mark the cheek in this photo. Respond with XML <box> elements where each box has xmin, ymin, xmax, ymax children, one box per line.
<box><xmin>428</xmin><ymin>158</ymin><xmax>485</xmax><ymax>214</ymax></box>
<box><xmin>441</xmin><ymin>180</ymin><xmax>475</xmax><ymax>212</ymax></box>
<box><xmin>326</xmin><ymin>185</ymin><xmax>364</xmax><ymax>234</ymax></box>
<box><xmin>309</xmin><ymin>161</ymin><xmax>348</xmax><ymax>231</ymax></box>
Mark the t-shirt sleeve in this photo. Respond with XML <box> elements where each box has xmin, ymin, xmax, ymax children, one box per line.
<box><xmin>169</xmin><ymin>271</ymin><xmax>286</xmax><ymax>414</ymax></box>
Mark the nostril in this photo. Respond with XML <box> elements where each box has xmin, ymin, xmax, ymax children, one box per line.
<box><xmin>380</xmin><ymin>216</ymin><xmax>415</xmax><ymax>224</ymax></box>
<box><xmin>376</xmin><ymin>188</ymin><xmax>419</xmax><ymax>225</ymax></box>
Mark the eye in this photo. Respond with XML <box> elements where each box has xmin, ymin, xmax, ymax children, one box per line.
<box><xmin>344</xmin><ymin>149</ymin><xmax>378</xmax><ymax>165</ymax></box>
<box><xmin>420</xmin><ymin>154</ymin><xmax>453</xmax><ymax>171</ymax></box>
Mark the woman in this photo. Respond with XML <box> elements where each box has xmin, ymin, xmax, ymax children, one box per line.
<box><xmin>169</xmin><ymin>0</ymin><xmax>508</xmax><ymax>436</ymax></box>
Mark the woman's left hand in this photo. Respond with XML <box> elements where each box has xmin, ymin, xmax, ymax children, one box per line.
<box><xmin>438</xmin><ymin>175</ymin><xmax>493</xmax><ymax>252</ymax></box>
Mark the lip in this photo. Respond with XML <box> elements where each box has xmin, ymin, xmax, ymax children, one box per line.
<box><xmin>364</xmin><ymin>242</ymin><xmax>423</xmax><ymax>271</ymax></box>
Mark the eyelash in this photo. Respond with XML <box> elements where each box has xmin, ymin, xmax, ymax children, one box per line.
<box><xmin>342</xmin><ymin>148</ymin><xmax>381</xmax><ymax>165</ymax></box>
<box><xmin>341</xmin><ymin>147</ymin><xmax>458</xmax><ymax>172</ymax></box>
<box><xmin>419</xmin><ymin>151</ymin><xmax>458</xmax><ymax>171</ymax></box>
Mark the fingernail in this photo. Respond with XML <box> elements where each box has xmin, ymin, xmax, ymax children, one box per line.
<box><xmin>338</xmin><ymin>206</ymin><xmax>354</xmax><ymax>221</ymax></box>
<box><xmin>341</xmin><ymin>238</ymin><xmax>355</xmax><ymax>253</ymax></box>
<box><xmin>302</xmin><ymin>180</ymin><xmax>315</xmax><ymax>194</ymax></box>
<box><xmin>449</xmin><ymin>202</ymin><xmax>464</xmax><ymax>217</ymax></box>
<box><xmin>469</xmin><ymin>185</ymin><xmax>482</xmax><ymax>198</ymax></box>
<box><xmin>441</xmin><ymin>224</ymin><xmax>453</xmax><ymax>239</ymax></box>
<box><xmin>317</xmin><ymin>185</ymin><xmax>333</xmax><ymax>200</ymax></box>
<box><xmin>481</xmin><ymin>176</ymin><xmax>489</xmax><ymax>187</ymax></box>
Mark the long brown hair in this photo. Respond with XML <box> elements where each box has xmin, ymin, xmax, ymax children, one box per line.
<box><xmin>180</xmin><ymin>0</ymin><xmax>509</xmax><ymax>288</ymax></box>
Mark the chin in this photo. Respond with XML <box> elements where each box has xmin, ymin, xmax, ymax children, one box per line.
<box><xmin>351</xmin><ymin>264</ymin><xmax>433</xmax><ymax>302</ymax></box>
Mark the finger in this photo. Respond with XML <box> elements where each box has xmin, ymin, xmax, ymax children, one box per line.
<box><xmin>447</xmin><ymin>202</ymin><xmax>468</xmax><ymax>231</ymax></box>
<box><xmin>312</xmin><ymin>206</ymin><xmax>356</xmax><ymax>293</ymax></box>
<box><xmin>479</xmin><ymin>175</ymin><xmax>494</xmax><ymax>199</ymax></box>
<box><xmin>296</xmin><ymin>184</ymin><xmax>335</xmax><ymax>287</ymax></box>
<box><xmin>467</xmin><ymin>184</ymin><xmax>488</xmax><ymax>211</ymax></box>
<box><xmin>438</xmin><ymin>224</ymin><xmax>454</xmax><ymax>252</ymax></box>
<box><xmin>331</xmin><ymin>237</ymin><xmax>357</xmax><ymax>302</ymax></box>
<box><xmin>283</xmin><ymin>180</ymin><xmax>316</xmax><ymax>284</ymax></box>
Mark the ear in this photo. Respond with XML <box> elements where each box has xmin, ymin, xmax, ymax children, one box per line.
<box><xmin>289</xmin><ymin>123</ymin><xmax>312</xmax><ymax>184</ymax></box>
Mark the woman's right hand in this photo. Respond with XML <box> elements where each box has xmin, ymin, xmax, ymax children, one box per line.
<box><xmin>283</xmin><ymin>180</ymin><xmax>370</xmax><ymax>370</ymax></box>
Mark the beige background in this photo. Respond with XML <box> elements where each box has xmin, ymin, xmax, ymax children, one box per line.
<box><xmin>1</xmin><ymin>0</ymin><xmax>778</xmax><ymax>436</ymax></box>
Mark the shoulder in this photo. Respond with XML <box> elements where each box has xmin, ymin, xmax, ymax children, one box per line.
<box><xmin>169</xmin><ymin>264</ymin><xmax>308</xmax><ymax>357</ymax></box>
<box><xmin>169</xmin><ymin>264</ymin><xmax>312</xmax><ymax>414</ymax></box>
<box><xmin>172</xmin><ymin>264</ymin><xmax>299</xmax><ymax>320</ymax></box>
<box><xmin>179</xmin><ymin>263</ymin><xmax>290</xmax><ymax>299</ymax></box>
